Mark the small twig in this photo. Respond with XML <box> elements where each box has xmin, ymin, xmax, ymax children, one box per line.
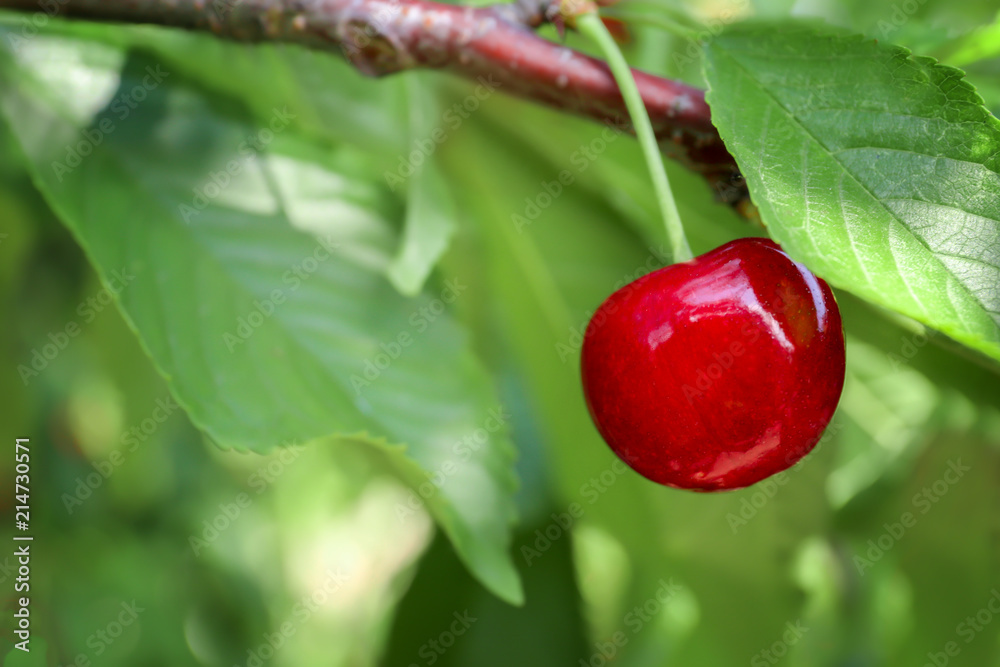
<box><xmin>0</xmin><ymin>0</ymin><xmax>747</xmax><ymax>204</ymax></box>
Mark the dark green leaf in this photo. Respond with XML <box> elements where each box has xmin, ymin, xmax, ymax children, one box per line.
<box><xmin>705</xmin><ymin>24</ymin><xmax>1000</xmax><ymax>362</ymax></box>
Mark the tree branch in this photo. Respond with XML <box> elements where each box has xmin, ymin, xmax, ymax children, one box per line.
<box><xmin>0</xmin><ymin>0</ymin><xmax>747</xmax><ymax>204</ymax></box>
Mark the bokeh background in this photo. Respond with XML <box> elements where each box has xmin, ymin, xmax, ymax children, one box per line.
<box><xmin>2</xmin><ymin>0</ymin><xmax>1000</xmax><ymax>665</ymax></box>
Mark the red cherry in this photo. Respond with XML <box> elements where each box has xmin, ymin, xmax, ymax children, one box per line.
<box><xmin>581</xmin><ymin>237</ymin><xmax>845</xmax><ymax>491</ymax></box>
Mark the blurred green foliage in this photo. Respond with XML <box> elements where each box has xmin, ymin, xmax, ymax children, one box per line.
<box><xmin>0</xmin><ymin>0</ymin><xmax>999</xmax><ymax>665</ymax></box>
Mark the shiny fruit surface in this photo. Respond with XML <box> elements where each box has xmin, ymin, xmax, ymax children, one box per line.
<box><xmin>581</xmin><ymin>237</ymin><xmax>845</xmax><ymax>491</ymax></box>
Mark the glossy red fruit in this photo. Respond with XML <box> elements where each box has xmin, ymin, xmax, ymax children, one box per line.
<box><xmin>581</xmin><ymin>237</ymin><xmax>845</xmax><ymax>491</ymax></box>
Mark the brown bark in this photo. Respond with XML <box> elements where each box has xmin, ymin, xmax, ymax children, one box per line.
<box><xmin>0</xmin><ymin>0</ymin><xmax>746</xmax><ymax>203</ymax></box>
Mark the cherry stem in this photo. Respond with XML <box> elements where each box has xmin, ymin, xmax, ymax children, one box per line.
<box><xmin>576</xmin><ymin>12</ymin><xmax>694</xmax><ymax>263</ymax></box>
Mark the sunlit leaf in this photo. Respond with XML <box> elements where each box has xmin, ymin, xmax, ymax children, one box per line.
<box><xmin>705</xmin><ymin>24</ymin><xmax>1000</xmax><ymax>362</ymax></box>
<box><xmin>0</xmin><ymin>33</ymin><xmax>522</xmax><ymax>604</ymax></box>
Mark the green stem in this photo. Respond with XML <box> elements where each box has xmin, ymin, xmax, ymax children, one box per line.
<box><xmin>576</xmin><ymin>12</ymin><xmax>693</xmax><ymax>263</ymax></box>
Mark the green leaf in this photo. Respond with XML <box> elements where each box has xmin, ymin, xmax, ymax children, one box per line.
<box><xmin>1</xmin><ymin>16</ymin><xmax>457</xmax><ymax>297</ymax></box>
<box><xmin>387</xmin><ymin>160</ymin><xmax>457</xmax><ymax>295</ymax></box>
<box><xmin>385</xmin><ymin>76</ymin><xmax>458</xmax><ymax>296</ymax></box>
<box><xmin>704</xmin><ymin>24</ymin><xmax>1000</xmax><ymax>363</ymax></box>
<box><xmin>962</xmin><ymin>61</ymin><xmax>1000</xmax><ymax>119</ymax></box>
<box><xmin>0</xmin><ymin>34</ymin><xmax>522</xmax><ymax>604</ymax></box>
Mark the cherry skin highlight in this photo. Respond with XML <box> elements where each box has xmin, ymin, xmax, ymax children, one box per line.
<box><xmin>581</xmin><ymin>237</ymin><xmax>846</xmax><ymax>492</ymax></box>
